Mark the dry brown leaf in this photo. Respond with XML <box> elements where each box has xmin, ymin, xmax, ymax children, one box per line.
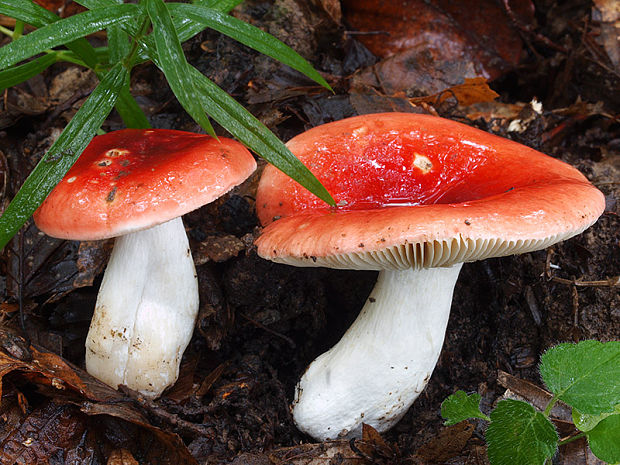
<box><xmin>107</xmin><ymin>449</ymin><xmax>139</xmax><ymax>465</ymax></box>
<box><xmin>497</xmin><ymin>370</ymin><xmax>572</xmax><ymax>421</ymax></box>
<box><xmin>0</xmin><ymin>330</ymin><xmax>90</xmax><ymax>399</ymax></box>
<box><xmin>0</xmin><ymin>328</ymin><xmax>198</xmax><ymax>464</ymax></box>
<box><xmin>592</xmin><ymin>0</ymin><xmax>620</xmax><ymax>72</ymax></box>
<box><xmin>311</xmin><ymin>0</ymin><xmax>341</xmax><ymax>24</ymax></box>
<box><xmin>269</xmin><ymin>441</ymin><xmax>369</xmax><ymax>464</ymax></box>
<box><xmin>343</xmin><ymin>0</ymin><xmax>530</xmax><ymax>80</ymax></box>
<box><xmin>359</xmin><ymin>423</ymin><xmax>398</xmax><ymax>458</ymax></box>
<box><xmin>193</xmin><ymin>234</ymin><xmax>246</xmax><ymax>265</ymax></box>
<box><xmin>559</xmin><ymin>436</ymin><xmax>606</xmax><ymax>465</ymax></box>
<box><xmin>409</xmin><ymin>78</ymin><xmax>499</xmax><ymax>107</ymax></box>
<box><xmin>414</xmin><ymin>422</ymin><xmax>474</xmax><ymax>463</ymax></box>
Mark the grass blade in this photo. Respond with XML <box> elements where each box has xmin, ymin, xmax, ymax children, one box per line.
<box><xmin>115</xmin><ymin>86</ymin><xmax>151</xmax><ymax>129</ymax></box>
<box><xmin>0</xmin><ymin>0</ymin><xmax>100</xmax><ymax>68</ymax></box>
<box><xmin>146</xmin><ymin>0</ymin><xmax>215</xmax><ymax>136</ymax></box>
<box><xmin>108</xmin><ymin>25</ymin><xmax>130</xmax><ymax>63</ymax></box>
<box><xmin>0</xmin><ymin>63</ymin><xmax>128</xmax><ymax>249</ymax></box>
<box><xmin>0</xmin><ymin>54</ymin><xmax>57</xmax><ymax>91</ymax></box>
<box><xmin>0</xmin><ymin>4</ymin><xmax>140</xmax><ymax>70</ymax></box>
<box><xmin>0</xmin><ymin>0</ymin><xmax>58</xmax><ymax>27</ymax></box>
<box><xmin>199</xmin><ymin>0</ymin><xmax>244</xmax><ymax>13</ymax></box>
<box><xmin>188</xmin><ymin>65</ymin><xmax>335</xmax><ymax>205</ymax></box>
<box><xmin>4</xmin><ymin>0</ymin><xmax>149</xmax><ymax>128</ymax></box>
<box><xmin>169</xmin><ymin>3</ymin><xmax>332</xmax><ymax>90</ymax></box>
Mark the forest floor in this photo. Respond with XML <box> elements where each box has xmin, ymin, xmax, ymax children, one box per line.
<box><xmin>0</xmin><ymin>0</ymin><xmax>618</xmax><ymax>464</ymax></box>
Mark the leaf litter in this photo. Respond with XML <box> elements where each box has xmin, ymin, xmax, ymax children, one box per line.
<box><xmin>0</xmin><ymin>0</ymin><xmax>618</xmax><ymax>463</ymax></box>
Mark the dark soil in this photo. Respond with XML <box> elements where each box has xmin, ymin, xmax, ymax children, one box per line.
<box><xmin>0</xmin><ymin>0</ymin><xmax>618</xmax><ymax>464</ymax></box>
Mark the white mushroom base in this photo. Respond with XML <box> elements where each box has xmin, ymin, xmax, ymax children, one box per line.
<box><xmin>292</xmin><ymin>264</ymin><xmax>463</xmax><ymax>440</ymax></box>
<box><xmin>85</xmin><ymin>217</ymin><xmax>199</xmax><ymax>398</ymax></box>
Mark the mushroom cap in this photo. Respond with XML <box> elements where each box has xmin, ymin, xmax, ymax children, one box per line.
<box><xmin>256</xmin><ymin>113</ymin><xmax>605</xmax><ymax>270</ymax></box>
<box><xmin>34</xmin><ymin>129</ymin><xmax>257</xmax><ymax>240</ymax></box>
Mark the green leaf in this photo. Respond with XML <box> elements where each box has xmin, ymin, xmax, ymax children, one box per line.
<box><xmin>0</xmin><ymin>54</ymin><xmax>57</xmax><ymax>91</ymax></box>
<box><xmin>540</xmin><ymin>340</ymin><xmax>620</xmax><ymax>415</ymax></box>
<box><xmin>486</xmin><ymin>399</ymin><xmax>558</xmax><ymax>465</ymax></box>
<box><xmin>441</xmin><ymin>391</ymin><xmax>490</xmax><ymax>425</ymax></box>
<box><xmin>115</xmin><ymin>87</ymin><xmax>151</xmax><ymax>129</ymax></box>
<box><xmin>199</xmin><ymin>0</ymin><xmax>244</xmax><ymax>13</ymax></box>
<box><xmin>57</xmin><ymin>47</ymin><xmax>109</xmax><ymax>67</ymax></box>
<box><xmin>63</xmin><ymin>0</ymin><xmax>333</xmax><ymax>203</ymax></box>
<box><xmin>146</xmin><ymin>0</ymin><xmax>215</xmax><ymax>137</ymax></box>
<box><xmin>0</xmin><ymin>0</ymin><xmax>58</xmax><ymax>27</ymax></box>
<box><xmin>1</xmin><ymin>0</ymin><xmax>146</xmax><ymax>130</ymax></box>
<box><xmin>573</xmin><ymin>404</ymin><xmax>620</xmax><ymax>432</ymax></box>
<box><xmin>0</xmin><ymin>4</ymin><xmax>140</xmax><ymax>70</ymax></box>
<box><xmin>188</xmin><ymin>65</ymin><xmax>335</xmax><ymax>205</ymax></box>
<box><xmin>0</xmin><ymin>63</ymin><xmax>128</xmax><ymax>250</ymax></box>
<box><xmin>108</xmin><ymin>25</ymin><xmax>130</xmax><ymax>64</ymax></box>
<box><xmin>168</xmin><ymin>3</ymin><xmax>332</xmax><ymax>90</ymax></box>
<box><xmin>586</xmin><ymin>413</ymin><xmax>620</xmax><ymax>464</ymax></box>
<box><xmin>105</xmin><ymin>17</ymin><xmax>150</xmax><ymax>129</ymax></box>
<box><xmin>0</xmin><ymin>0</ymin><xmax>99</xmax><ymax>68</ymax></box>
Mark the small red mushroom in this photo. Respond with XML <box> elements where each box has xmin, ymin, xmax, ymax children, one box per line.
<box><xmin>34</xmin><ymin>129</ymin><xmax>256</xmax><ymax>397</ymax></box>
<box><xmin>255</xmin><ymin>112</ymin><xmax>605</xmax><ymax>440</ymax></box>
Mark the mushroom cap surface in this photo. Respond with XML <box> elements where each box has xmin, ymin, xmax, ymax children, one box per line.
<box><xmin>35</xmin><ymin>129</ymin><xmax>257</xmax><ymax>240</ymax></box>
<box><xmin>256</xmin><ymin>113</ymin><xmax>605</xmax><ymax>270</ymax></box>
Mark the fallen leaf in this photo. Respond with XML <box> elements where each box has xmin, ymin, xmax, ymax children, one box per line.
<box><xmin>497</xmin><ymin>370</ymin><xmax>572</xmax><ymax>421</ymax></box>
<box><xmin>359</xmin><ymin>423</ymin><xmax>398</xmax><ymax>459</ymax></box>
<box><xmin>4</xmin><ymin>221</ymin><xmax>111</xmax><ymax>304</ymax></box>
<box><xmin>343</xmin><ymin>0</ymin><xmax>531</xmax><ymax>80</ymax></box>
<box><xmin>414</xmin><ymin>422</ymin><xmax>475</xmax><ymax>462</ymax></box>
<box><xmin>107</xmin><ymin>449</ymin><xmax>139</xmax><ymax>465</ymax></box>
<box><xmin>0</xmin><ymin>328</ymin><xmax>197</xmax><ymax>464</ymax></box>
<box><xmin>193</xmin><ymin>234</ymin><xmax>245</xmax><ymax>265</ymax></box>
<box><xmin>409</xmin><ymin>77</ymin><xmax>499</xmax><ymax>107</ymax></box>
<box><xmin>592</xmin><ymin>0</ymin><xmax>620</xmax><ymax>72</ymax></box>
<box><xmin>351</xmin><ymin>47</ymin><xmax>480</xmax><ymax>96</ymax></box>
<box><xmin>310</xmin><ymin>0</ymin><xmax>341</xmax><ymax>24</ymax></box>
<box><xmin>269</xmin><ymin>440</ymin><xmax>370</xmax><ymax>464</ymax></box>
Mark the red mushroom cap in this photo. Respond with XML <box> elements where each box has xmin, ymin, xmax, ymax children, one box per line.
<box><xmin>34</xmin><ymin>129</ymin><xmax>256</xmax><ymax>240</ymax></box>
<box><xmin>256</xmin><ymin>113</ymin><xmax>605</xmax><ymax>269</ymax></box>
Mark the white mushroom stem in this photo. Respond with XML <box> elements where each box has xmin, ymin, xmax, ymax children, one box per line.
<box><xmin>292</xmin><ymin>263</ymin><xmax>463</xmax><ymax>440</ymax></box>
<box><xmin>85</xmin><ymin>216</ymin><xmax>199</xmax><ymax>398</ymax></box>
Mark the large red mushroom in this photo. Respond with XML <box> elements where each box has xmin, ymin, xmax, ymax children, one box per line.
<box><xmin>255</xmin><ymin>112</ymin><xmax>605</xmax><ymax>440</ymax></box>
<box><xmin>35</xmin><ymin>129</ymin><xmax>256</xmax><ymax>397</ymax></box>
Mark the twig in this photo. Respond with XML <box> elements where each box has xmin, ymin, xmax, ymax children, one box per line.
<box><xmin>550</xmin><ymin>276</ymin><xmax>620</xmax><ymax>287</ymax></box>
<box><xmin>240</xmin><ymin>313</ymin><xmax>296</xmax><ymax>348</ymax></box>
<box><xmin>118</xmin><ymin>385</ymin><xmax>216</xmax><ymax>438</ymax></box>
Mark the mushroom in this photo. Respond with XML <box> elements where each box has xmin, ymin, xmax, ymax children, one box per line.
<box><xmin>34</xmin><ymin>129</ymin><xmax>256</xmax><ymax>397</ymax></box>
<box><xmin>254</xmin><ymin>112</ymin><xmax>605</xmax><ymax>440</ymax></box>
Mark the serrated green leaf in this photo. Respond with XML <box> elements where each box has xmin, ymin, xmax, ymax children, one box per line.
<box><xmin>0</xmin><ymin>63</ymin><xmax>128</xmax><ymax>250</ymax></box>
<box><xmin>187</xmin><ymin>65</ymin><xmax>335</xmax><ymax>205</ymax></box>
<box><xmin>441</xmin><ymin>391</ymin><xmax>490</xmax><ymax>425</ymax></box>
<box><xmin>573</xmin><ymin>404</ymin><xmax>620</xmax><ymax>432</ymax></box>
<box><xmin>540</xmin><ymin>340</ymin><xmax>620</xmax><ymax>415</ymax></box>
<box><xmin>167</xmin><ymin>3</ymin><xmax>332</xmax><ymax>90</ymax></box>
<box><xmin>0</xmin><ymin>54</ymin><xmax>56</xmax><ymax>91</ymax></box>
<box><xmin>586</xmin><ymin>414</ymin><xmax>620</xmax><ymax>464</ymax></box>
<box><xmin>146</xmin><ymin>0</ymin><xmax>215</xmax><ymax>137</ymax></box>
<box><xmin>486</xmin><ymin>399</ymin><xmax>558</xmax><ymax>465</ymax></box>
<box><xmin>0</xmin><ymin>4</ymin><xmax>140</xmax><ymax>70</ymax></box>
